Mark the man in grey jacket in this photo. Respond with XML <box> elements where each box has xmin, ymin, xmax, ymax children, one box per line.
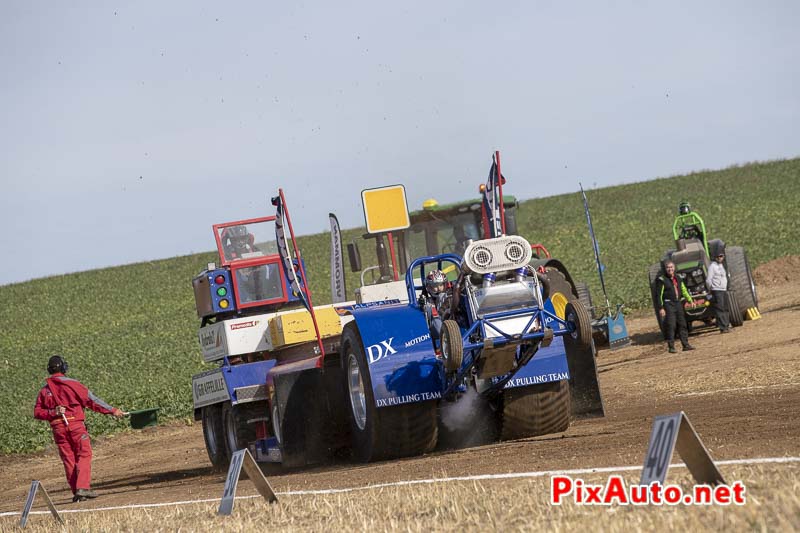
<box><xmin>707</xmin><ymin>252</ymin><xmax>731</xmax><ymax>333</ymax></box>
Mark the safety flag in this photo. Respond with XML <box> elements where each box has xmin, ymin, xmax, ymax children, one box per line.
<box><xmin>272</xmin><ymin>194</ymin><xmax>310</xmax><ymax>312</ymax></box>
<box><xmin>272</xmin><ymin>190</ymin><xmax>326</xmax><ymax>360</ymax></box>
<box><xmin>482</xmin><ymin>152</ymin><xmax>507</xmax><ymax>238</ymax></box>
<box><xmin>329</xmin><ymin>213</ymin><xmax>347</xmax><ymax>304</ymax></box>
<box><xmin>580</xmin><ymin>184</ymin><xmax>610</xmax><ymax>308</ymax></box>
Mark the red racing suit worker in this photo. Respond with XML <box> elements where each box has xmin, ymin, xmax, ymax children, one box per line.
<box><xmin>33</xmin><ymin>355</ymin><xmax>124</xmax><ymax>502</ymax></box>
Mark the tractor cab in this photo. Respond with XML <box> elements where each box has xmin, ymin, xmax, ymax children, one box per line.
<box><xmin>404</xmin><ymin>196</ymin><xmax>518</xmax><ymax>259</ymax></box>
<box><xmin>347</xmin><ymin>195</ymin><xmax>523</xmax><ymax>296</ymax></box>
<box><xmin>192</xmin><ymin>216</ymin><xmax>304</xmax><ymax>320</ymax></box>
<box><xmin>350</xmin><ymin>231</ymin><xmax>409</xmax><ymax>287</ymax></box>
<box><xmin>673</xmin><ymin>211</ymin><xmax>710</xmax><ymax>258</ymax></box>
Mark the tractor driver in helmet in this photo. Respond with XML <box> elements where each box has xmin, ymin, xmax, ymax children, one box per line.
<box><xmin>421</xmin><ymin>269</ymin><xmax>452</xmax><ymax>342</ymax></box>
<box><xmin>425</xmin><ymin>269</ymin><xmax>448</xmax><ymax>297</ymax></box>
<box><xmin>677</xmin><ymin>201</ymin><xmax>703</xmax><ymax>241</ymax></box>
<box><xmin>222</xmin><ymin>225</ymin><xmax>257</xmax><ymax>261</ymax></box>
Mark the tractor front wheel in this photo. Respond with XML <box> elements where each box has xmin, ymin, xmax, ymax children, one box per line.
<box><xmin>565</xmin><ymin>302</ymin><xmax>592</xmax><ymax>349</ymax></box>
<box><xmin>441</xmin><ymin>320</ymin><xmax>463</xmax><ymax>373</ymax></box>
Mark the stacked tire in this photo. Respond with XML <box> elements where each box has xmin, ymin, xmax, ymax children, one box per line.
<box><xmin>726</xmin><ymin>246</ymin><xmax>759</xmax><ymax>320</ymax></box>
<box><xmin>728</xmin><ymin>291</ymin><xmax>743</xmax><ymax>327</ymax></box>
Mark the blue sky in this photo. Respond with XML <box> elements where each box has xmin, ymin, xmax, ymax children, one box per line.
<box><xmin>1</xmin><ymin>1</ymin><xmax>798</xmax><ymax>285</ymax></box>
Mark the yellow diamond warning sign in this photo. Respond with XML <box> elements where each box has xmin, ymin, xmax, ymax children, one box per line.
<box><xmin>361</xmin><ymin>185</ymin><xmax>410</xmax><ymax>234</ymax></box>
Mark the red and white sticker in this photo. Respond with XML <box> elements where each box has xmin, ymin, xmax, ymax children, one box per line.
<box><xmin>231</xmin><ymin>320</ymin><xmax>259</xmax><ymax>330</ymax></box>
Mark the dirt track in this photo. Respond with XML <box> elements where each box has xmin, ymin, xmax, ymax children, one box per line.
<box><xmin>2</xmin><ymin>264</ymin><xmax>799</xmax><ymax>514</ymax></box>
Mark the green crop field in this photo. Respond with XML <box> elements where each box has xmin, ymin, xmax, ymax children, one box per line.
<box><xmin>1</xmin><ymin>158</ymin><xmax>798</xmax><ymax>453</ymax></box>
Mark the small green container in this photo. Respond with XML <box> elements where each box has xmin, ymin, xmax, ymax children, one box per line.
<box><xmin>128</xmin><ymin>408</ymin><xmax>160</xmax><ymax>429</ymax></box>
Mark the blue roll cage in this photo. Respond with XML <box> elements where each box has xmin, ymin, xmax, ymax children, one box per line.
<box><xmin>405</xmin><ymin>254</ymin><xmax>576</xmax><ymax>396</ymax></box>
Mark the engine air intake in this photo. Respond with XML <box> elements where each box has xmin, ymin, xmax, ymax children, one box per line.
<box><xmin>464</xmin><ymin>235</ymin><xmax>532</xmax><ymax>274</ymax></box>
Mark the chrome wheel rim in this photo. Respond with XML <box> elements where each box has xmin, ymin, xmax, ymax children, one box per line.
<box><xmin>348</xmin><ymin>353</ymin><xmax>367</xmax><ymax>431</ymax></box>
<box><xmin>271</xmin><ymin>402</ymin><xmax>282</xmax><ymax>445</ymax></box>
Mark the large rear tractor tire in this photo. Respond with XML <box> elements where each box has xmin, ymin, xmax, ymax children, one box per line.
<box><xmin>222</xmin><ymin>402</ymin><xmax>260</xmax><ymax>461</ymax></box>
<box><xmin>202</xmin><ymin>404</ymin><xmax>227</xmax><ymax>471</ymax></box>
<box><xmin>500</xmin><ymin>380</ymin><xmax>571</xmax><ymax>440</ymax></box>
<box><xmin>728</xmin><ymin>291</ymin><xmax>744</xmax><ymax>327</ymax></box>
<box><xmin>726</xmin><ymin>246</ymin><xmax>758</xmax><ymax>314</ymax></box>
<box><xmin>542</xmin><ymin>267</ymin><xmax>574</xmax><ymax>302</ymax></box>
<box><xmin>575</xmin><ymin>281</ymin><xmax>595</xmax><ymax>319</ymax></box>
<box><xmin>342</xmin><ymin>323</ymin><xmax>438</xmax><ymax>462</ymax></box>
<box><xmin>544</xmin><ymin>269</ymin><xmax>591</xmax><ymax>350</ymax></box>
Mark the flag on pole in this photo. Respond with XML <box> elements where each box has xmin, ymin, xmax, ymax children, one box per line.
<box><xmin>580</xmin><ymin>184</ymin><xmax>610</xmax><ymax>309</ymax></box>
<box><xmin>482</xmin><ymin>154</ymin><xmax>507</xmax><ymax>238</ymax></box>
<box><xmin>272</xmin><ymin>194</ymin><xmax>309</xmax><ymax>311</ymax></box>
<box><xmin>329</xmin><ymin>213</ymin><xmax>347</xmax><ymax>304</ymax></box>
<box><xmin>272</xmin><ymin>190</ymin><xmax>326</xmax><ymax>360</ymax></box>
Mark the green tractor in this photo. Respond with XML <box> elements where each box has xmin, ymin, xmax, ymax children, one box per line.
<box><xmin>647</xmin><ymin>202</ymin><xmax>760</xmax><ymax>336</ymax></box>
<box><xmin>346</xmin><ymin>191</ymin><xmax>578</xmax><ymax>312</ymax></box>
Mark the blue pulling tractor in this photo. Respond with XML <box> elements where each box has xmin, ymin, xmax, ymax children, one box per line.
<box><xmin>340</xmin><ymin>233</ymin><xmax>595</xmax><ymax>460</ymax></box>
<box><xmin>419</xmin><ymin>238</ymin><xmax>592</xmax><ymax>392</ymax></box>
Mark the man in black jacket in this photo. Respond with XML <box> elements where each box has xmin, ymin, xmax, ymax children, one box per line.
<box><xmin>654</xmin><ymin>261</ymin><xmax>696</xmax><ymax>353</ymax></box>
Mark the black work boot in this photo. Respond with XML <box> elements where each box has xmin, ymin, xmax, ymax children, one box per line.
<box><xmin>668</xmin><ymin>344</ymin><xmax>677</xmax><ymax>354</ymax></box>
<box><xmin>682</xmin><ymin>344</ymin><xmax>696</xmax><ymax>351</ymax></box>
<box><xmin>75</xmin><ymin>489</ymin><xmax>98</xmax><ymax>499</ymax></box>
